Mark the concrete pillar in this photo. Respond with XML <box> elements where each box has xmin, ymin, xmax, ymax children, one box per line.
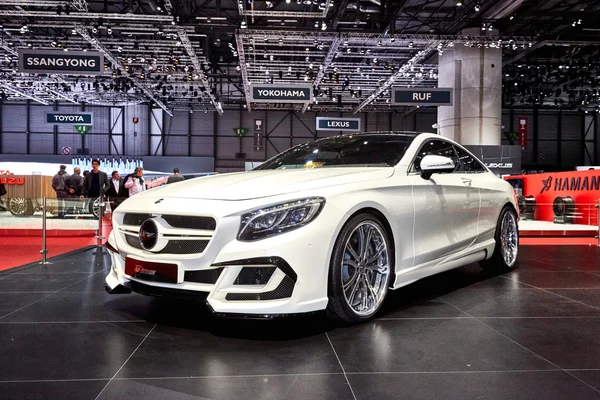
<box><xmin>438</xmin><ymin>28</ymin><xmax>503</xmax><ymax>145</ymax></box>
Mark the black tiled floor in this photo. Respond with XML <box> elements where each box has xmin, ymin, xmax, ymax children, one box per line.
<box><xmin>0</xmin><ymin>381</ymin><xmax>109</xmax><ymax>400</ymax></box>
<box><xmin>2</xmin><ymin>246</ymin><xmax>600</xmax><ymax>400</ymax></box>
<box><xmin>98</xmin><ymin>375</ymin><xmax>353</xmax><ymax>400</ymax></box>
<box><xmin>347</xmin><ymin>371</ymin><xmax>600</xmax><ymax>400</ymax></box>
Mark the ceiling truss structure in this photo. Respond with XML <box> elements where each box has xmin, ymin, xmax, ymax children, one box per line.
<box><xmin>0</xmin><ymin>0</ymin><xmax>599</xmax><ymax>112</ymax></box>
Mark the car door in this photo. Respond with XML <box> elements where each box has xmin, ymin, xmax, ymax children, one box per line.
<box><xmin>408</xmin><ymin>139</ymin><xmax>480</xmax><ymax>267</ymax></box>
<box><xmin>453</xmin><ymin>144</ymin><xmax>504</xmax><ymax>245</ymax></box>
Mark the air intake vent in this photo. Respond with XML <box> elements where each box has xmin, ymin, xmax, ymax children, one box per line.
<box><xmin>226</xmin><ymin>276</ymin><xmax>295</xmax><ymax>301</ymax></box>
<box><xmin>234</xmin><ymin>267</ymin><xmax>276</xmax><ymax>285</ymax></box>
<box><xmin>184</xmin><ymin>268</ymin><xmax>224</xmax><ymax>284</ymax></box>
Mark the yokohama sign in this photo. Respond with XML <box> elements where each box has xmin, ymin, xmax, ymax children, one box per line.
<box><xmin>250</xmin><ymin>84</ymin><xmax>313</xmax><ymax>103</ymax></box>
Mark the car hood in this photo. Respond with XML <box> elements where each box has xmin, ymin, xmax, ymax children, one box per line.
<box><xmin>141</xmin><ymin>167</ymin><xmax>394</xmax><ymax>201</ymax></box>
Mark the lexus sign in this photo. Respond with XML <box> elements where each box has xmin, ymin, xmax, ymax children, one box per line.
<box><xmin>250</xmin><ymin>85</ymin><xmax>313</xmax><ymax>103</ymax></box>
<box><xmin>316</xmin><ymin>117</ymin><xmax>361</xmax><ymax>132</ymax></box>
<box><xmin>19</xmin><ymin>49</ymin><xmax>104</xmax><ymax>75</ymax></box>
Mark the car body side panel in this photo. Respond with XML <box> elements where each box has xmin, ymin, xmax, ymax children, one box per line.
<box><xmin>409</xmin><ymin>173</ymin><xmax>480</xmax><ymax>267</ymax></box>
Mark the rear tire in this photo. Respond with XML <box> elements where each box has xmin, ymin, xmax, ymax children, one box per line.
<box><xmin>479</xmin><ymin>206</ymin><xmax>519</xmax><ymax>272</ymax></box>
<box><xmin>326</xmin><ymin>213</ymin><xmax>393</xmax><ymax>323</ymax></box>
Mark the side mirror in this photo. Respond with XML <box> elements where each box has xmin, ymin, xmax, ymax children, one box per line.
<box><xmin>420</xmin><ymin>155</ymin><xmax>455</xmax><ymax>180</ymax></box>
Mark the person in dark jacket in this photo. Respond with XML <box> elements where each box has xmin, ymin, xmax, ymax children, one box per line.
<box><xmin>52</xmin><ymin>165</ymin><xmax>69</xmax><ymax>218</ymax></box>
<box><xmin>106</xmin><ymin>171</ymin><xmax>125</xmax><ymax>210</ymax></box>
<box><xmin>80</xmin><ymin>159</ymin><xmax>109</xmax><ymax>200</ymax></box>
<box><xmin>167</xmin><ymin>167</ymin><xmax>185</xmax><ymax>184</ymax></box>
<box><xmin>65</xmin><ymin>167</ymin><xmax>83</xmax><ymax>215</ymax></box>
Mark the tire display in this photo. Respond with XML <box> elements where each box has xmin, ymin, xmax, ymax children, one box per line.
<box><xmin>553</xmin><ymin>196</ymin><xmax>575</xmax><ymax>224</ymax></box>
<box><xmin>7</xmin><ymin>198</ymin><xmax>34</xmax><ymax>216</ymax></box>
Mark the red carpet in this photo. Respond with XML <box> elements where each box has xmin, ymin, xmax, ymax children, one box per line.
<box><xmin>1</xmin><ymin>223</ymin><xmax>112</xmax><ymax>271</ymax></box>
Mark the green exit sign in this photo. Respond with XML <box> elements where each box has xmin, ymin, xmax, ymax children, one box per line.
<box><xmin>234</xmin><ymin>128</ymin><xmax>249</xmax><ymax>137</ymax></box>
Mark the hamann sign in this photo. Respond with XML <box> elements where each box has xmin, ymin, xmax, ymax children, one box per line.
<box><xmin>46</xmin><ymin>113</ymin><xmax>93</xmax><ymax>126</ymax></box>
<box><xmin>316</xmin><ymin>117</ymin><xmax>361</xmax><ymax>132</ymax></box>
<box><xmin>392</xmin><ymin>88</ymin><xmax>453</xmax><ymax>106</ymax></box>
<box><xmin>19</xmin><ymin>49</ymin><xmax>104</xmax><ymax>75</ymax></box>
<box><xmin>250</xmin><ymin>85</ymin><xmax>313</xmax><ymax>103</ymax></box>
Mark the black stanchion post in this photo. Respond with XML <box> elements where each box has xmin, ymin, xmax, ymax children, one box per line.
<box><xmin>40</xmin><ymin>197</ymin><xmax>48</xmax><ymax>264</ymax></box>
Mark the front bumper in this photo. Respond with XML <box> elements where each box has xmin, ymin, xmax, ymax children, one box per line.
<box><xmin>105</xmin><ymin>200</ymin><xmax>346</xmax><ymax>315</ymax></box>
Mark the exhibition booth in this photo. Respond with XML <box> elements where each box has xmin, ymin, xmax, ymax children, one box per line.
<box><xmin>505</xmin><ymin>169</ymin><xmax>600</xmax><ymax>245</ymax></box>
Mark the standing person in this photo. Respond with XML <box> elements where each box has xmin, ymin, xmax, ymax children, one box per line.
<box><xmin>167</xmin><ymin>167</ymin><xmax>185</xmax><ymax>184</ymax></box>
<box><xmin>124</xmin><ymin>167</ymin><xmax>145</xmax><ymax>197</ymax></box>
<box><xmin>81</xmin><ymin>159</ymin><xmax>109</xmax><ymax>200</ymax></box>
<box><xmin>66</xmin><ymin>167</ymin><xmax>83</xmax><ymax>215</ymax></box>
<box><xmin>106</xmin><ymin>171</ymin><xmax>125</xmax><ymax>210</ymax></box>
<box><xmin>52</xmin><ymin>165</ymin><xmax>69</xmax><ymax>218</ymax></box>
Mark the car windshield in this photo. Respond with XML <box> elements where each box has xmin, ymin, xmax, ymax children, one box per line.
<box><xmin>254</xmin><ymin>134</ymin><xmax>416</xmax><ymax>170</ymax></box>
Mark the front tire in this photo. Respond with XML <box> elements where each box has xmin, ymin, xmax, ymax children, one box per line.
<box><xmin>326</xmin><ymin>213</ymin><xmax>393</xmax><ymax>323</ymax></box>
<box><xmin>480</xmin><ymin>206</ymin><xmax>519</xmax><ymax>272</ymax></box>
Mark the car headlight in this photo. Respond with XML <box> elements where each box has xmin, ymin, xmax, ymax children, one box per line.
<box><xmin>238</xmin><ymin>197</ymin><xmax>325</xmax><ymax>241</ymax></box>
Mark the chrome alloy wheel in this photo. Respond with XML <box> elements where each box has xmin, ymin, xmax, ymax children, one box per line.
<box><xmin>341</xmin><ymin>221</ymin><xmax>390</xmax><ymax>317</ymax></box>
<box><xmin>8</xmin><ymin>198</ymin><xmax>27</xmax><ymax>216</ymax></box>
<box><xmin>500</xmin><ymin>211</ymin><xmax>518</xmax><ymax>267</ymax></box>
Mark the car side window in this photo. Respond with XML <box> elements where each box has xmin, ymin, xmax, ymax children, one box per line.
<box><xmin>453</xmin><ymin>145</ymin><xmax>487</xmax><ymax>173</ymax></box>
<box><xmin>411</xmin><ymin>140</ymin><xmax>457</xmax><ymax>173</ymax></box>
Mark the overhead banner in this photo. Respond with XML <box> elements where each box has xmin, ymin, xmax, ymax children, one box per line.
<box><xmin>19</xmin><ymin>49</ymin><xmax>104</xmax><ymax>75</ymax></box>
<box><xmin>316</xmin><ymin>117</ymin><xmax>361</xmax><ymax>132</ymax></box>
<box><xmin>250</xmin><ymin>84</ymin><xmax>313</xmax><ymax>103</ymax></box>
<box><xmin>392</xmin><ymin>88</ymin><xmax>453</xmax><ymax>106</ymax></box>
<box><xmin>46</xmin><ymin>112</ymin><xmax>93</xmax><ymax>126</ymax></box>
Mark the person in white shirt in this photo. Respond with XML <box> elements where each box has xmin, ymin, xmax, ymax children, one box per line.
<box><xmin>124</xmin><ymin>167</ymin><xmax>146</xmax><ymax>197</ymax></box>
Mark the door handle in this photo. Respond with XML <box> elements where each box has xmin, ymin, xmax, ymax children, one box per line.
<box><xmin>461</xmin><ymin>178</ymin><xmax>472</xmax><ymax>186</ymax></box>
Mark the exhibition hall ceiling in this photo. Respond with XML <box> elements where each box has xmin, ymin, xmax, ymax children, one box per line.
<box><xmin>0</xmin><ymin>0</ymin><xmax>599</xmax><ymax>113</ymax></box>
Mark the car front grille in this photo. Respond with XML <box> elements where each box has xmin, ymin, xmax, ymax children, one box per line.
<box><xmin>162</xmin><ymin>240</ymin><xmax>209</xmax><ymax>254</ymax></box>
<box><xmin>122</xmin><ymin>213</ymin><xmax>216</xmax><ymax>231</ymax></box>
<box><xmin>119</xmin><ymin>212</ymin><xmax>216</xmax><ymax>256</ymax></box>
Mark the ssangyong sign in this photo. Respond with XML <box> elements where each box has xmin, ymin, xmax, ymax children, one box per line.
<box><xmin>19</xmin><ymin>49</ymin><xmax>104</xmax><ymax>75</ymax></box>
<box><xmin>46</xmin><ymin>112</ymin><xmax>93</xmax><ymax>126</ymax></box>
<box><xmin>250</xmin><ymin>85</ymin><xmax>312</xmax><ymax>103</ymax></box>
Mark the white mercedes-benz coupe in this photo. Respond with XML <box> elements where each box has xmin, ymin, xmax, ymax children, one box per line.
<box><xmin>105</xmin><ymin>132</ymin><xmax>519</xmax><ymax>322</ymax></box>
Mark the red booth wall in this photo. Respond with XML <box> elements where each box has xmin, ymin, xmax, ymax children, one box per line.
<box><xmin>505</xmin><ymin>170</ymin><xmax>600</xmax><ymax>226</ymax></box>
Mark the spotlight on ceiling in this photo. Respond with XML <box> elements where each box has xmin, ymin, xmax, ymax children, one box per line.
<box><xmin>455</xmin><ymin>0</ymin><xmax>462</xmax><ymax>6</ymax></box>
<box><xmin>240</xmin><ymin>21</ymin><xmax>247</xmax><ymax>28</ymax></box>
<box><xmin>474</xmin><ymin>3</ymin><xmax>480</xmax><ymax>11</ymax></box>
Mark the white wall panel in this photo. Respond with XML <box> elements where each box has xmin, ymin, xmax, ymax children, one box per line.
<box><xmin>538</xmin><ymin>113</ymin><xmax>558</xmax><ymax>140</ymax></box>
<box><xmin>2</xmin><ymin>133</ymin><xmax>27</xmax><ymax>153</ymax></box>
<box><xmin>190</xmin><ymin>136</ymin><xmax>214</xmax><ymax>157</ymax></box>
<box><xmin>164</xmin><ymin>135</ymin><xmax>188</xmax><ymax>156</ymax></box>
<box><xmin>3</xmin><ymin>105</ymin><xmax>27</xmax><ymax>132</ymax></box>
<box><xmin>29</xmin><ymin>133</ymin><xmax>53</xmax><ymax>154</ymax></box>
<box><xmin>561</xmin><ymin>114</ymin><xmax>581</xmax><ymax>140</ymax></box>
